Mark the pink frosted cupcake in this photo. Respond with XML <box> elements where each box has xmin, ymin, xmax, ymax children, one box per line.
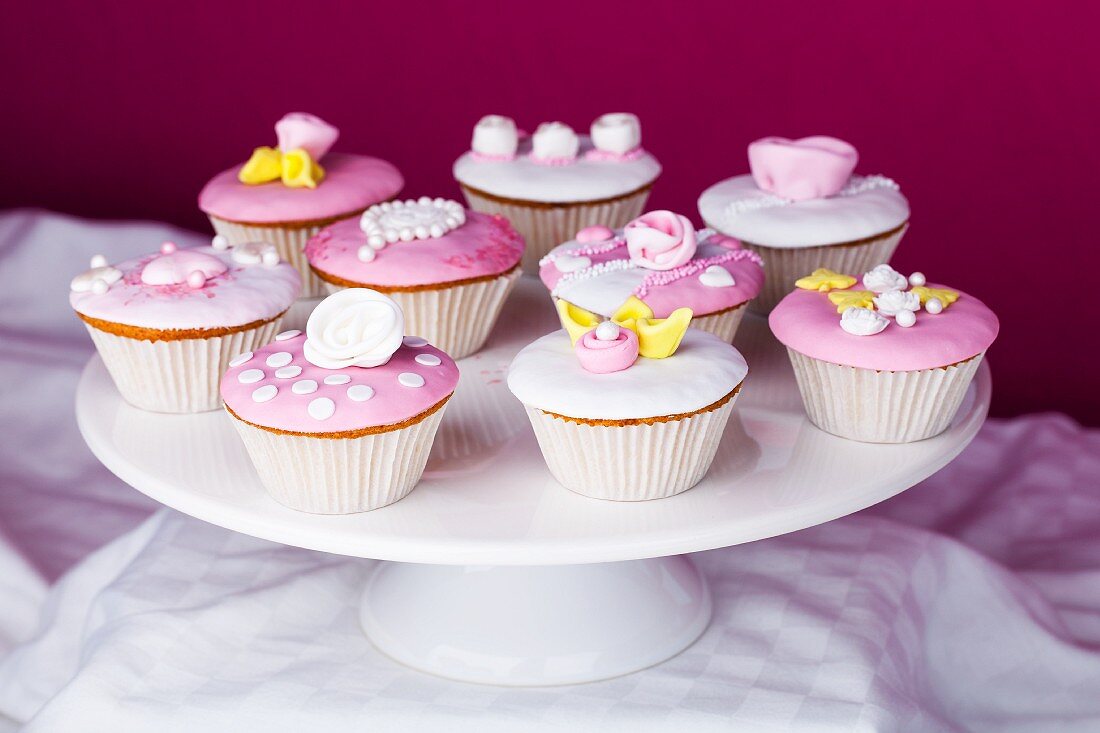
<box><xmin>70</xmin><ymin>239</ymin><xmax>300</xmax><ymax>413</ymax></box>
<box><xmin>221</xmin><ymin>288</ymin><xmax>459</xmax><ymax>513</ymax></box>
<box><xmin>453</xmin><ymin>113</ymin><xmax>661</xmax><ymax>272</ymax></box>
<box><xmin>305</xmin><ymin>198</ymin><xmax>524</xmax><ymax>359</ymax></box>
<box><xmin>698</xmin><ymin>136</ymin><xmax>909</xmax><ymax>312</ymax></box>
<box><xmin>199</xmin><ymin>113</ymin><xmax>404</xmax><ymax>298</ymax></box>
<box><xmin>770</xmin><ymin>264</ymin><xmax>998</xmax><ymax>443</ymax></box>
<box><xmin>539</xmin><ymin>210</ymin><xmax>764</xmax><ymax>343</ymax></box>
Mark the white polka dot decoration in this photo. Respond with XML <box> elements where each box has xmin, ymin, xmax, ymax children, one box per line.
<box><xmin>275</xmin><ymin>366</ymin><xmax>302</xmax><ymax>379</ymax></box>
<box><xmin>266</xmin><ymin>352</ymin><xmax>293</xmax><ymax>368</ymax></box>
<box><xmin>347</xmin><ymin>385</ymin><xmax>375</xmax><ymax>402</ymax></box>
<box><xmin>229</xmin><ymin>351</ymin><xmax>253</xmax><ymax>368</ymax></box>
<box><xmin>324</xmin><ymin>374</ymin><xmax>351</xmax><ymax>385</ymax></box>
<box><xmin>274</xmin><ymin>330</ymin><xmax>301</xmax><ymax>341</ymax></box>
<box><xmin>308</xmin><ymin>397</ymin><xmax>336</xmax><ymax>421</ymax></box>
<box><xmin>398</xmin><ymin>372</ymin><xmax>426</xmax><ymax>388</ymax></box>
<box><xmin>292</xmin><ymin>379</ymin><xmax>318</xmax><ymax>395</ymax></box>
<box><xmin>415</xmin><ymin>354</ymin><xmax>442</xmax><ymax>367</ymax></box>
<box><xmin>402</xmin><ymin>336</ymin><xmax>428</xmax><ymax>348</ymax></box>
<box><xmin>251</xmin><ymin>385</ymin><xmax>277</xmax><ymax>403</ymax></box>
<box><xmin>238</xmin><ymin>369</ymin><xmax>264</xmax><ymax>384</ymax></box>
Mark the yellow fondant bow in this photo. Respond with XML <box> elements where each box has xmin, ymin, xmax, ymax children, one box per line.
<box><xmin>556</xmin><ymin>296</ymin><xmax>692</xmax><ymax>359</ymax></box>
<box><xmin>238</xmin><ymin>146</ymin><xmax>325</xmax><ymax>188</ymax></box>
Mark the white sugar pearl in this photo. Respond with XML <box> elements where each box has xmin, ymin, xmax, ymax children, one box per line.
<box><xmin>347</xmin><ymin>385</ymin><xmax>375</xmax><ymax>402</ymax></box>
<box><xmin>896</xmin><ymin>310</ymin><xmax>917</xmax><ymax>328</ymax></box>
<box><xmin>908</xmin><ymin>271</ymin><xmax>927</xmax><ymax>287</ymax></box>
<box><xmin>211</xmin><ymin>234</ymin><xmax>230</xmax><ymax>250</ymax></box>
<box><xmin>367</xmin><ymin>235</ymin><xmax>385</xmax><ymax>249</ymax></box>
<box><xmin>292</xmin><ymin>379</ymin><xmax>318</xmax><ymax>395</ymax></box>
<box><xmin>384</xmin><ymin>229</ymin><xmax>398</xmax><ymax>243</ymax></box>
<box><xmin>308</xmin><ymin>397</ymin><xmax>335</xmax><ymax>421</ymax></box>
<box><xmin>324</xmin><ymin>374</ymin><xmax>351</xmax><ymax>385</ymax></box>
<box><xmin>403</xmin><ymin>336</ymin><xmax>428</xmax><ymax>347</ymax></box>
<box><xmin>399</xmin><ymin>228</ymin><xmax>414</xmax><ymax>242</ymax></box>
<box><xmin>429</xmin><ymin>224</ymin><xmax>444</xmax><ymax>238</ymax></box>
<box><xmin>238</xmin><ymin>368</ymin><xmax>264</xmax><ymax>384</ymax></box>
<box><xmin>418</xmin><ymin>195</ymin><xmax>432</xmax><ymax>205</ymax></box>
<box><xmin>357</xmin><ymin>245</ymin><xmax>376</xmax><ymax>263</ymax></box>
<box><xmin>266</xmin><ymin>352</ymin><xmax>292</xmax><ymax>368</ymax></box>
<box><xmin>262</xmin><ymin>251</ymin><xmax>279</xmax><ymax>267</ymax></box>
<box><xmin>229</xmin><ymin>351</ymin><xmax>253</xmax><ymax>367</ymax></box>
<box><xmin>594</xmin><ymin>321</ymin><xmax>620</xmax><ymax>341</ymax></box>
<box><xmin>187</xmin><ymin>270</ymin><xmax>206</xmax><ymax>289</ymax></box>
<box><xmin>398</xmin><ymin>372</ymin><xmax>425</xmax><ymax>388</ymax></box>
<box><xmin>415</xmin><ymin>354</ymin><xmax>442</xmax><ymax>366</ymax></box>
<box><xmin>251</xmin><ymin>384</ymin><xmax>277</xmax><ymax>402</ymax></box>
<box><xmin>275</xmin><ymin>330</ymin><xmax>300</xmax><ymax>341</ymax></box>
<box><xmin>275</xmin><ymin>366</ymin><xmax>302</xmax><ymax>379</ymax></box>
<box><xmin>926</xmin><ymin>297</ymin><xmax>944</xmax><ymax>315</ymax></box>
<box><xmin>90</xmin><ymin>254</ymin><xmax>108</xmax><ymax>268</ymax></box>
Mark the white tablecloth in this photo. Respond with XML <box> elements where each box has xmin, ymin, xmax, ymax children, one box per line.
<box><xmin>1</xmin><ymin>210</ymin><xmax>1098</xmax><ymax>732</ymax></box>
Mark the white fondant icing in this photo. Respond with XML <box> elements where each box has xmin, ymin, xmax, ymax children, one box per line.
<box><xmin>347</xmin><ymin>385</ymin><xmax>375</xmax><ymax>402</ymax></box>
<box><xmin>292</xmin><ymin>379</ymin><xmax>318</xmax><ymax>395</ymax></box>
<box><xmin>840</xmin><ymin>307</ymin><xmax>889</xmax><ymax>336</ymax></box>
<box><xmin>324</xmin><ymin>374</ymin><xmax>351</xmax><ymax>385</ymax></box>
<box><xmin>697</xmin><ymin>174</ymin><xmax>909</xmax><ymax>248</ymax></box>
<box><xmin>274</xmin><ymin>365</ymin><xmax>302</xmax><ymax>379</ymax></box>
<box><xmin>229</xmin><ymin>351</ymin><xmax>254</xmax><ymax>367</ymax></box>
<box><xmin>252</xmin><ymin>384</ymin><xmax>277</xmax><ymax>403</ymax></box>
<box><xmin>454</xmin><ymin>134</ymin><xmax>661</xmax><ymax>203</ymax></box>
<box><xmin>552</xmin><ymin>253</ymin><xmax>592</xmax><ymax>273</ymax></box>
<box><xmin>415</xmin><ymin>353</ymin><xmax>442</xmax><ymax>366</ymax></box>
<box><xmin>308</xmin><ymin>397</ymin><xmax>336</xmax><ymax>421</ymax></box>
<box><xmin>398</xmin><ymin>372</ymin><xmax>425</xmax><ymax>388</ymax></box>
<box><xmin>266</xmin><ymin>352</ymin><xmax>293</xmax><ymax>368</ymax></box>
<box><xmin>238</xmin><ymin>369</ymin><xmax>264</xmax><ymax>384</ymax></box>
<box><xmin>275</xmin><ymin>330</ymin><xmax>301</xmax><ymax>341</ymax></box>
<box><xmin>699</xmin><ymin>265</ymin><xmax>736</xmax><ymax>288</ymax></box>
<box><xmin>508</xmin><ymin>329</ymin><xmax>748</xmax><ymax>420</ymax></box>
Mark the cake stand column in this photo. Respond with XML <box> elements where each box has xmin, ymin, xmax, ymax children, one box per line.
<box><xmin>359</xmin><ymin>554</ymin><xmax>712</xmax><ymax>686</ymax></box>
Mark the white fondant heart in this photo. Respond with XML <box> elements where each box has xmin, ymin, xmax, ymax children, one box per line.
<box><xmin>698</xmin><ymin>265</ymin><xmax>735</xmax><ymax>288</ymax></box>
<box><xmin>554</xmin><ymin>253</ymin><xmax>592</xmax><ymax>273</ymax></box>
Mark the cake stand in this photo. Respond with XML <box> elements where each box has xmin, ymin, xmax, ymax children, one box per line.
<box><xmin>75</xmin><ymin>279</ymin><xmax>991</xmax><ymax>686</ymax></box>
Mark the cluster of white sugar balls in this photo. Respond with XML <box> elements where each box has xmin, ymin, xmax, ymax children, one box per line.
<box><xmin>357</xmin><ymin>197</ymin><xmax>466</xmax><ymax>262</ymax></box>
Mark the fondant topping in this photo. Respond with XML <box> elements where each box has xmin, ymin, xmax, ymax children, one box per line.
<box><xmin>454</xmin><ymin>134</ymin><xmax>660</xmax><ymax>203</ymax></box>
<box><xmin>70</xmin><ymin>244</ymin><xmax>300</xmax><ymax>330</ymax></box>
<box><xmin>539</xmin><ymin>230</ymin><xmax>764</xmax><ymax>318</ymax></box>
<box><xmin>199</xmin><ymin>153</ymin><xmax>404</xmax><ymax>224</ymax></box>
<box><xmin>590</xmin><ymin>113</ymin><xmax>642</xmax><ymax>156</ymax></box>
<box><xmin>575</xmin><ymin>324</ymin><xmax>639</xmax><ymax>374</ymax></box>
<box><xmin>508</xmin><ymin>329</ymin><xmax>748</xmax><ymax>420</ymax></box>
<box><xmin>531</xmin><ymin>122</ymin><xmax>579</xmax><ymax>162</ymax></box>
<box><xmin>238</xmin><ymin>113</ymin><xmax>339</xmax><ymax>189</ymax></box>
<box><xmin>472</xmin><ymin>115</ymin><xmax>519</xmax><ymax>158</ymax></box>
<box><xmin>748</xmin><ymin>136</ymin><xmax>858</xmax><ymax>201</ymax></box>
<box><xmin>624</xmin><ymin>210</ymin><xmax>697</xmax><ymax>271</ymax></box>
<box><xmin>697</xmin><ymin>173</ymin><xmax>909</xmax><ymax>248</ymax></box>
<box><xmin>770</xmin><ymin>278</ymin><xmax>998</xmax><ymax>370</ymax></box>
<box><xmin>306</xmin><ymin>210</ymin><xmax>524</xmax><ymax>288</ymax></box>
<box><xmin>303</xmin><ymin>289</ymin><xmax>404</xmax><ymax>369</ymax></box>
<box><xmin>221</xmin><ymin>333</ymin><xmax>458</xmax><ymax>433</ymax></box>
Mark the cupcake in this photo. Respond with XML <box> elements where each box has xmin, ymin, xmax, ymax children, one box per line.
<box><xmin>304</xmin><ymin>197</ymin><xmax>523</xmax><ymax>359</ymax></box>
<box><xmin>70</xmin><ymin>238</ymin><xmax>300</xmax><ymax>413</ymax></box>
<box><xmin>453</xmin><ymin>113</ymin><xmax>661</xmax><ymax>272</ymax></box>
<box><xmin>508</xmin><ymin>305</ymin><xmax>748</xmax><ymax>501</ymax></box>
<box><xmin>698</xmin><ymin>136</ymin><xmax>909</xmax><ymax>312</ymax></box>
<box><xmin>221</xmin><ymin>288</ymin><xmax>459</xmax><ymax>514</ymax></box>
<box><xmin>769</xmin><ymin>264</ymin><xmax>998</xmax><ymax>443</ymax></box>
<box><xmin>199</xmin><ymin>112</ymin><xmax>404</xmax><ymax>298</ymax></box>
<box><xmin>539</xmin><ymin>210</ymin><xmax>764</xmax><ymax>343</ymax></box>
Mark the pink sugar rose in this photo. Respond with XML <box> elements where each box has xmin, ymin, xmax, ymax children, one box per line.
<box><xmin>275</xmin><ymin>113</ymin><xmax>339</xmax><ymax>160</ymax></box>
<box><xmin>624</xmin><ymin>210</ymin><xmax>698</xmax><ymax>271</ymax></box>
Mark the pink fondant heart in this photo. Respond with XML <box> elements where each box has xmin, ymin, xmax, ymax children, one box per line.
<box><xmin>747</xmin><ymin>136</ymin><xmax>858</xmax><ymax>201</ymax></box>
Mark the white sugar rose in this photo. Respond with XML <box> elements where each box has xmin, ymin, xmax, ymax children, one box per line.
<box><xmin>304</xmin><ymin>288</ymin><xmax>404</xmax><ymax>369</ymax></box>
<box><xmin>873</xmin><ymin>289</ymin><xmax>921</xmax><ymax>317</ymax></box>
<box><xmin>840</xmin><ymin>306</ymin><xmax>889</xmax><ymax>336</ymax></box>
<box><xmin>862</xmin><ymin>264</ymin><xmax>908</xmax><ymax>293</ymax></box>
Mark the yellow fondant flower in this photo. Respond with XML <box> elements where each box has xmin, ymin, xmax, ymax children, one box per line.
<box><xmin>635</xmin><ymin>307</ymin><xmax>693</xmax><ymax>359</ymax></box>
<box><xmin>610</xmin><ymin>295</ymin><xmax>654</xmax><ymax>333</ymax></box>
<box><xmin>827</xmin><ymin>289</ymin><xmax>875</xmax><ymax>313</ymax></box>
<box><xmin>238</xmin><ymin>146</ymin><xmax>325</xmax><ymax>188</ymax></box>
<box><xmin>910</xmin><ymin>286</ymin><xmax>960</xmax><ymax>308</ymax></box>
<box><xmin>555</xmin><ymin>300</ymin><xmax>601</xmax><ymax>345</ymax></box>
<box><xmin>556</xmin><ymin>296</ymin><xmax>692</xmax><ymax>359</ymax></box>
<box><xmin>795</xmin><ymin>268</ymin><xmax>857</xmax><ymax>292</ymax></box>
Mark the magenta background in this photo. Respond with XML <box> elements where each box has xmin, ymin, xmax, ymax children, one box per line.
<box><xmin>3</xmin><ymin>1</ymin><xmax>1096</xmax><ymax>422</ymax></box>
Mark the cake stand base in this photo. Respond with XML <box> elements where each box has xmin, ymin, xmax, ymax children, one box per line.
<box><xmin>359</xmin><ymin>555</ymin><xmax>712</xmax><ymax>686</ymax></box>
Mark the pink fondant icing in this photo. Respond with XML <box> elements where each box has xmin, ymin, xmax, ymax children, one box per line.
<box><xmin>539</xmin><ymin>233</ymin><xmax>765</xmax><ymax>318</ymax></box>
<box><xmin>198</xmin><ymin>153</ymin><xmax>404</xmax><ymax>224</ymax></box>
<box><xmin>769</xmin><ymin>281</ymin><xmax>999</xmax><ymax>371</ymax></box>
<box><xmin>220</xmin><ymin>333</ymin><xmax>458</xmax><ymax>433</ymax></box>
<box><xmin>747</xmin><ymin>136</ymin><xmax>858</xmax><ymax>201</ymax></box>
<box><xmin>70</xmin><ymin>246</ymin><xmax>301</xmax><ymax>330</ymax></box>
<box><xmin>306</xmin><ymin>211</ymin><xmax>524</xmax><ymax>288</ymax></box>
<box><xmin>575</xmin><ymin>225</ymin><xmax>614</xmax><ymax>243</ymax></box>
<box><xmin>575</xmin><ymin>328</ymin><xmax>638</xmax><ymax>374</ymax></box>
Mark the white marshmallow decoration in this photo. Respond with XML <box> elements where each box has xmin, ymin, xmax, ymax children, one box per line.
<box><xmin>895</xmin><ymin>310</ymin><xmax>917</xmax><ymax>328</ymax></box>
<box><xmin>926</xmin><ymin>297</ymin><xmax>944</xmax><ymax>315</ymax></box>
<box><xmin>532</xmin><ymin>122</ymin><xmax>579</xmax><ymax>161</ymax></box>
<box><xmin>471</xmin><ymin>115</ymin><xmax>519</xmax><ymax>157</ymax></box>
<box><xmin>591</xmin><ymin>113</ymin><xmax>642</xmax><ymax>155</ymax></box>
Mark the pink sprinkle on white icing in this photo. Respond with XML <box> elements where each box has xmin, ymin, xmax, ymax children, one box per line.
<box><xmin>527</xmin><ymin>154</ymin><xmax>576</xmax><ymax>167</ymax></box>
<box><xmin>583</xmin><ymin>147</ymin><xmax>646</xmax><ymax>162</ymax></box>
<box><xmin>470</xmin><ymin>151</ymin><xmax>517</xmax><ymax>162</ymax></box>
<box><xmin>633</xmin><ymin>250</ymin><xmax>764</xmax><ymax>299</ymax></box>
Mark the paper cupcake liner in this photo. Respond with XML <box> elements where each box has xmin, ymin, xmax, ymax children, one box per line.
<box><xmin>86</xmin><ymin>319</ymin><xmax>282</xmax><ymax>413</ymax></box>
<box><xmin>228</xmin><ymin>404</ymin><xmax>448</xmax><ymax>514</ymax></box>
<box><xmin>786</xmin><ymin>349</ymin><xmax>984</xmax><ymax>443</ymax></box>
<box><xmin>208</xmin><ymin>216</ymin><xmax>349</xmax><ymax>298</ymax></box>
<box><xmin>742</xmin><ymin>224</ymin><xmax>908</xmax><ymax>313</ymax></box>
<box><xmin>691</xmin><ymin>303</ymin><xmax>748</xmax><ymax>343</ymax></box>
<box><xmin>324</xmin><ymin>269</ymin><xmax>520</xmax><ymax>360</ymax></box>
<box><xmin>460</xmin><ymin>185</ymin><xmax>651</xmax><ymax>273</ymax></box>
<box><xmin>523</xmin><ymin>397</ymin><xmax>738</xmax><ymax>501</ymax></box>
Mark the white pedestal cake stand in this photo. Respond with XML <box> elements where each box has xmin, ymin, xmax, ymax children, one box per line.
<box><xmin>75</xmin><ymin>279</ymin><xmax>991</xmax><ymax>686</ymax></box>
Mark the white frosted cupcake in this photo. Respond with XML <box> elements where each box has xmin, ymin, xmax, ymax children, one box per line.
<box><xmin>454</xmin><ymin>113</ymin><xmax>661</xmax><ymax>272</ymax></box>
<box><xmin>508</xmin><ymin>308</ymin><xmax>748</xmax><ymax>501</ymax></box>
<box><xmin>220</xmin><ymin>289</ymin><xmax>459</xmax><ymax>514</ymax></box>
<box><xmin>698</xmin><ymin>136</ymin><xmax>909</xmax><ymax>311</ymax></box>
<box><xmin>70</xmin><ymin>238</ymin><xmax>300</xmax><ymax>413</ymax></box>
<box><xmin>770</xmin><ymin>264</ymin><xmax>999</xmax><ymax>443</ymax></box>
